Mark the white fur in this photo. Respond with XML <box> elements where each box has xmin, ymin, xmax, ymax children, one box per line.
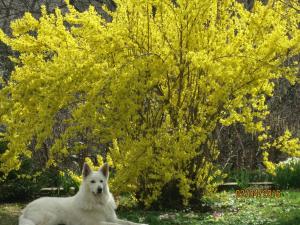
<box><xmin>19</xmin><ymin>164</ymin><xmax>148</xmax><ymax>225</ymax></box>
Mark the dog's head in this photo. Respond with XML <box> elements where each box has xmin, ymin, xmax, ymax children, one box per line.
<box><xmin>82</xmin><ymin>162</ymin><xmax>109</xmax><ymax>196</ymax></box>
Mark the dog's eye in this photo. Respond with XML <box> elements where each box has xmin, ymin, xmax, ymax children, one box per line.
<box><xmin>100</xmin><ymin>180</ymin><xmax>103</xmax><ymax>183</ymax></box>
<box><xmin>91</xmin><ymin>180</ymin><xmax>96</xmax><ymax>183</ymax></box>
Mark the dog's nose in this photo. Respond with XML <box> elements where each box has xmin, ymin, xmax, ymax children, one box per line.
<box><xmin>97</xmin><ymin>187</ymin><xmax>103</xmax><ymax>194</ymax></box>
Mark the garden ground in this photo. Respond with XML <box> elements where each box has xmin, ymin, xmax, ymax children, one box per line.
<box><xmin>0</xmin><ymin>190</ymin><xmax>299</xmax><ymax>225</ymax></box>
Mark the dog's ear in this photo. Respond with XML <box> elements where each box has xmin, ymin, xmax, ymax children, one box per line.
<box><xmin>82</xmin><ymin>163</ymin><xmax>92</xmax><ymax>178</ymax></box>
<box><xmin>100</xmin><ymin>163</ymin><xmax>109</xmax><ymax>178</ymax></box>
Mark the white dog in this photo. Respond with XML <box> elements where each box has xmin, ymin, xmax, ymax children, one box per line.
<box><xmin>19</xmin><ymin>163</ymin><xmax>148</xmax><ymax>225</ymax></box>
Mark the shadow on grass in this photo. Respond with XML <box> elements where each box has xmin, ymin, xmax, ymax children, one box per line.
<box><xmin>277</xmin><ymin>209</ymin><xmax>300</xmax><ymax>225</ymax></box>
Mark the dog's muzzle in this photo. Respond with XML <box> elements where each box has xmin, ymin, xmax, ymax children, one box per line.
<box><xmin>97</xmin><ymin>187</ymin><xmax>103</xmax><ymax>194</ymax></box>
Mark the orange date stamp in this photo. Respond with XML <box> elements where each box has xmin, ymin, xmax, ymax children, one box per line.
<box><xmin>235</xmin><ymin>189</ymin><xmax>281</xmax><ymax>198</ymax></box>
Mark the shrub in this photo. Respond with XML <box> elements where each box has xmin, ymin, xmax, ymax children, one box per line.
<box><xmin>58</xmin><ymin>169</ymin><xmax>81</xmax><ymax>194</ymax></box>
<box><xmin>0</xmin><ymin>158</ymin><xmax>61</xmax><ymax>202</ymax></box>
<box><xmin>273</xmin><ymin>157</ymin><xmax>300</xmax><ymax>189</ymax></box>
<box><xmin>234</xmin><ymin>169</ymin><xmax>250</xmax><ymax>189</ymax></box>
<box><xmin>225</xmin><ymin>169</ymin><xmax>272</xmax><ymax>189</ymax></box>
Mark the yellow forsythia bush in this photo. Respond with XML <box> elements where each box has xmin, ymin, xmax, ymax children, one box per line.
<box><xmin>0</xmin><ymin>0</ymin><xmax>299</xmax><ymax>206</ymax></box>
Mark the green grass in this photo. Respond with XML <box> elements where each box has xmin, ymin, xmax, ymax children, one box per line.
<box><xmin>1</xmin><ymin>190</ymin><xmax>299</xmax><ymax>225</ymax></box>
<box><xmin>0</xmin><ymin>203</ymin><xmax>24</xmax><ymax>225</ymax></box>
<box><xmin>119</xmin><ymin>190</ymin><xmax>300</xmax><ymax>225</ymax></box>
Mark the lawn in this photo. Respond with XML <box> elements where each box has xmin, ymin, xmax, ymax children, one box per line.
<box><xmin>1</xmin><ymin>190</ymin><xmax>299</xmax><ymax>225</ymax></box>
